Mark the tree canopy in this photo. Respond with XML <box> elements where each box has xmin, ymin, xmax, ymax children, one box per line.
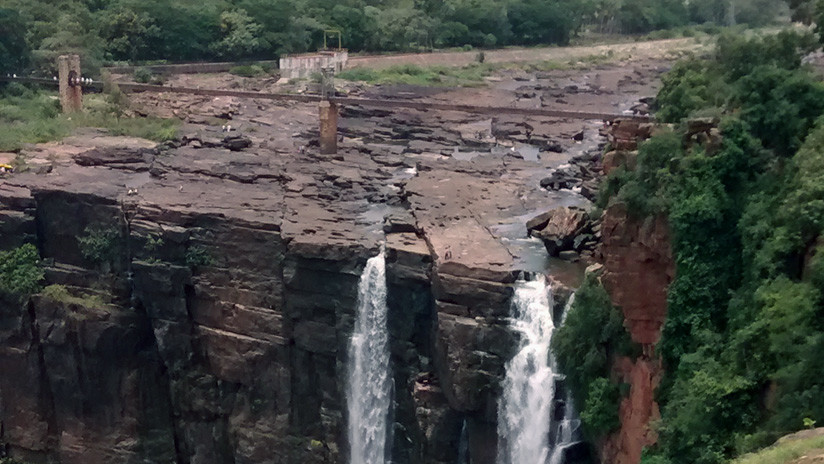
<box><xmin>0</xmin><ymin>0</ymin><xmax>789</xmax><ymax>74</ymax></box>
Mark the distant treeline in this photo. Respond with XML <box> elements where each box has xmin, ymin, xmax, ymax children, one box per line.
<box><xmin>0</xmin><ymin>0</ymin><xmax>797</xmax><ymax>74</ymax></box>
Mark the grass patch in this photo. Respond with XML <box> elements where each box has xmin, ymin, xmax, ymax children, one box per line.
<box><xmin>338</xmin><ymin>63</ymin><xmax>497</xmax><ymax>87</ymax></box>
<box><xmin>0</xmin><ymin>85</ymin><xmax>180</xmax><ymax>151</ymax></box>
<box><xmin>337</xmin><ymin>51</ymin><xmax>627</xmax><ymax>87</ymax></box>
<box><xmin>41</xmin><ymin>284</ymin><xmax>108</xmax><ymax>308</ymax></box>
<box><xmin>732</xmin><ymin>433</ymin><xmax>824</xmax><ymax>464</ymax></box>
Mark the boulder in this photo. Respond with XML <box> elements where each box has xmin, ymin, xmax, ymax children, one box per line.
<box><xmin>222</xmin><ymin>134</ymin><xmax>253</xmax><ymax>151</ymax></box>
<box><xmin>602</xmin><ymin>150</ymin><xmax>637</xmax><ymax>175</ymax></box>
<box><xmin>526</xmin><ymin>207</ymin><xmax>591</xmax><ymax>256</ymax></box>
<box><xmin>539</xmin><ymin>170</ymin><xmax>580</xmax><ymax>190</ymax></box>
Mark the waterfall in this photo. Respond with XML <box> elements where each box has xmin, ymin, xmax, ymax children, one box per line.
<box><xmin>548</xmin><ymin>295</ymin><xmax>581</xmax><ymax>464</ymax></box>
<box><xmin>347</xmin><ymin>248</ymin><xmax>393</xmax><ymax>464</ymax></box>
<box><xmin>498</xmin><ymin>277</ymin><xmax>578</xmax><ymax>464</ymax></box>
<box><xmin>457</xmin><ymin>419</ymin><xmax>469</xmax><ymax>464</ymax></box>
<box><xmin>548</xmin><ymin>390</ymin><xmax>582</xmax><ymax>464</ymax></box>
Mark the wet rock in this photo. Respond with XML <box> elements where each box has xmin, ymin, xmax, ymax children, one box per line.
<box><xmin>558</xmin><ymin>250</ymin><xmax>579</xmax><ymax>261</ymax></box>
<box><xmin>580</xmin><ymin>180</ymin><xmax>600</xmax><ymax>201</ymax></box>
<box><xmin>563</xmin><ymin>441</ymin><xmax>595</xmax><ymax>464</ymax></box>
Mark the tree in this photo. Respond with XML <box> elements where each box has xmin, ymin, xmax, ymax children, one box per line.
<box><xmin>98</xmin><ymin>7</ymin><xmax>160</xmax><ymax>62</ymax></box>
<box><xmin>211</xmin><ymin>9</ymin><xmax>264</xmax><ymax>58</ymax></box>
<box><xmin>784</xmin><ymin>0</ymin><xmax>816</xmax><ymax>23</ymax></box>
<box><xmin>0</xmin><ymin>8</ymin><xmax>29</xmax><ymax>75</ymax></box>
<box><xmin>508</xmin><ymin>0</ymin><xmax>576</xmax><ymax>45</ymax></box>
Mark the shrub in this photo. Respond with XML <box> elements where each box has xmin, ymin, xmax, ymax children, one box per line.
<box><xmin>41</xmin><ymin>284</ymin><xmax>106</xmax><ymax>308</ymax></box>
<box><xmin>580</xmin><ymin>377</ymin><xmax>622</xmax><ymax>437</ymax></box>
<box><xmin>133</xmin><ymin>67</ymin><xmax>153</xmax><ymax>83</ymax></box>
<box><xmin>78</xmin><ymin>226</ymin><xmax>122</xmax><ymax>266</ymax></box>
<box><xmin>0</xmin><ymin>244</ymin><xmax>44</xmax><ymax>299</ymax></box>
<box><xmin>185</xmin><ymin>245</ymin><xmax>214</xmax><ymax>268</ymax></box>
<box><xmin>552</xmin><ymin>274</ymin><xmax>634</xmax><ymax>439</ymax></box>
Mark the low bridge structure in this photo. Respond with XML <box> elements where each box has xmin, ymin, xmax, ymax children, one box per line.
<box><xmin>2</xmin><ymin>54</ymin><xmax>651</xmax><ymax>154</ymax></box>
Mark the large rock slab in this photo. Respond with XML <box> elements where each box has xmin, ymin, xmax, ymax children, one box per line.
<box><xmin>527</xmin><ymin>206</ymin><xmax>591</xmax><ymax>256</ymax></box>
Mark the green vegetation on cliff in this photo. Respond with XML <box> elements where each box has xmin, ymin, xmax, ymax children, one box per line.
<box><xmin>0</xmin><ymin>244</ymin><xmax>44</xmax><ymax>300</ymax></box>
<box><xmin>596</xmin><ymin>29</ymin><xmax>824</xmax><ymax>464</ymax></box>
<box><xmin>553</xmin><ymin>274</ymin><xmax>635</xmax><ymax>439</ymax></box>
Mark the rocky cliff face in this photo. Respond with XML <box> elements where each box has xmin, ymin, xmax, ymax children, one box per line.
<box><xmin>599</xmin><ymin>203</ymin><xmax>674</xmax><ymax>464</ymax></box>
<box><xmin>0</xmin><ymin>125</ymin><xmax>583</xmax><ymax>464</ymax></box>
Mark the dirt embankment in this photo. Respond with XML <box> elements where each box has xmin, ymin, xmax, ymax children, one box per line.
<box><xmin>348</xmin><ymin>37</ymin><xmax>702</xmax><ymax>70</ymax></box>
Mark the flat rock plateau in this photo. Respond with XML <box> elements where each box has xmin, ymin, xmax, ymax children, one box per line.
<box><xmin>0</xmin><ymin>49</ymin><xmax>680</xmax><ymax>464</ymax></box>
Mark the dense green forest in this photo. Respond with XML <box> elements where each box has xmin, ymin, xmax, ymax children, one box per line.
<box><xmin>554</xmin><ymin>28</ymin><xmax>824</xmax><ymax>464</ymax></box>
<box><xmin>0</xmin><ymin>0</ymin><xmax>793</xmax><ymax>75</ymax></box>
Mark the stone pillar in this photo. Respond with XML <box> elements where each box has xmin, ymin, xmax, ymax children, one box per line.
<box><xmin>58</xmin><ymin>55</ymin><xmax>82</xmax><ymax>113</ymax></box>
<box><xmin>319</xmin><ymin>101</ymin><xmax>338</xmax><ymax>155</ymax></box>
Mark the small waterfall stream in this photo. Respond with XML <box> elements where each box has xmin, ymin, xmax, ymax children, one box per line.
<box><xmin>497</xmin><ymin>277</ymin><xmax>578</xmax><ymax>464</ymax></box>
<box><xmin>347</xmin><ymin>248</ymin><xmax>393</xmax><ymax>464</ymax></box>
<box><xmin>549</xmin><ymin>294</ymin><xmax>582</xmax><ymax>464</ymax></box>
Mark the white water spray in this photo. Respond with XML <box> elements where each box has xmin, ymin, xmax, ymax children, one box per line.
<box><xmin>548</xmin><ymin>294</ymin><xmax>581</xmax><ymax>464</ymax></box>
<box><xmin>347</xmin><ymin>249</ymin><xmax>393</xmax><ymax>464</ymax></box>
<box><xmin>497</xmin><ymin>276</ymin><xmax>556</xmax><ymax>464</ymax></box>
<box><xmin>498</xmin><ymin>277</ymin><xmax>580</xmax><ymax>464</ymax></box>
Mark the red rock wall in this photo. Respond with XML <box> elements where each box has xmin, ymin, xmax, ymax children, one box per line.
<box><xmin>599</xmin><ymin>203</ymin><xmax>674</xmax><ymax>464</ymax></box>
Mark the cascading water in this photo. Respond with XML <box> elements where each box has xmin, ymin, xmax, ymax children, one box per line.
<box><xmin>548</xmin><ymin>294</ymin><xmax>582</xmax><ymax>464</ymax></box>
<box><xmin>457</xmin><ymin>419</ymin><xmax>469</xmax><ymax>464</ymax></box>
<box><xmin>548</xmin><ymin>390</ymin><xmax>582</xmax><ymax>464</ymax></box>
<box><xmin>497</xmin><ymin>275</ymin><xmax>557</xmax><ymax>464</ymax></box>
<box><xmin>347</xmin><ymin>248</ymin><xmax>393</xmax><ymax>464</ymax></box>
<box><xmin>498</xmin><ymin>277</ymin><xmax>579</xmax><ymax>464</ymax></box>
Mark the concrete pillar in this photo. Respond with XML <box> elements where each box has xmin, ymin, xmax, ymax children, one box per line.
<box><xmin>319</xmin><ymin>101</ymin><xmax>338</xmax><ymax>155</ymax></box>
<box><xmin>58</xmin><ymin>55</ymin><xmax>82</xmax><ymax>113</ymax></box>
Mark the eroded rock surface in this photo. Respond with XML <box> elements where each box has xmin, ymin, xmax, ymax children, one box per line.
<box><xmin>599</xmin><ymin>202</ymin><xmax>674</xmax><ymax>464</ymax></box>
<box><xmin>0</xmin><ymin>55</ymin><xmax>671</xmax><ymax>464</ymax></box>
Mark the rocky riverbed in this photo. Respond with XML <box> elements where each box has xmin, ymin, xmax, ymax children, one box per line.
<box><xmin>0</xmin><ymin>56</ymin><xmax>670</xmax><ymax>463</ymax></box>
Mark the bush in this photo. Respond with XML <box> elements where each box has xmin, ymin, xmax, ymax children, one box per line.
<box><xmin>41</xmin><ymin>284</ymin><xmax>107</xmax><ymax>308</ymax></box>
<box><xmin>580</xmin><ymin>378</ymin><xmax>622</xmax><ymax>437</ymax></box>
<box><xmin>133</xmin><ymin>67</ymin><xmax>153</xmax><ymax>83</ymax></box>
<box><xmin>78</xmin><ymin>226</ymin><xmax>122</xmax><ymax>267</ymax></box>
<box><xmin>185</xmin><ymin>245</ymin><xmax>214</xmax><ymax>268</ymax></box>
<box><xmin>552</xmin><ymin>274</ymin><xmax>634</xmax><ymax>439</ymax></box>
<box><xmin>0</xmin><ymin>244</ymin><xmax>44</xmax><ymax>299</ymax></box>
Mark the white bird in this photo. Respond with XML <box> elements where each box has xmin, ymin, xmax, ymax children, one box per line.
<box><xmin>221</xmin><ymin>125</ymin><xmax>226</xmax><ymax>132</ymax></box>
<box><xmin>226</xmin><ymin>125</ymin><xmax>232</xmax><ymax>132</ymax></box>
<box><xmin>53</xmin><ymin>76</ymin><xmax>57</xmax><ymax>81</ymax></box>
<box><xmin>12</xmin><ymin>74</ymin><xmax>16</xmax><ymax>78</ymax></box>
